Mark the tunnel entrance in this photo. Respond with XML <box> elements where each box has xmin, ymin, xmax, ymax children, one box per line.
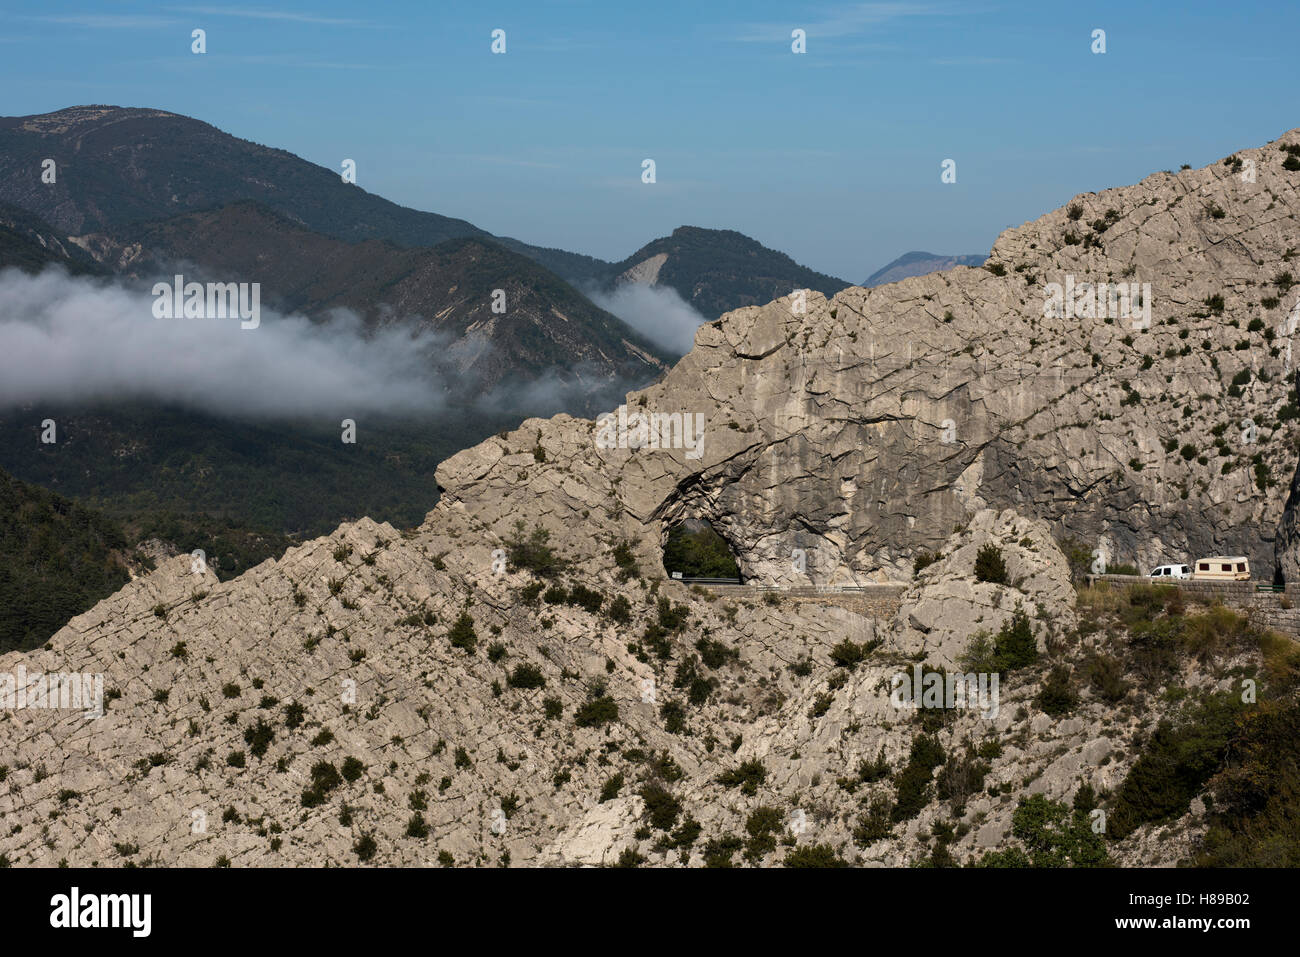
<box><xmin>661</xmin><ymin>519</ymin><xmax>742</xmax><ymax>582</ymax></box>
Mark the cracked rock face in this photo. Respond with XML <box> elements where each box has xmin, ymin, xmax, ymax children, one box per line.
<box><xmin>440</xmin><ymin>128</ymin><xmax>1300</xmax><ymax>584</ymax></box>
<box><xmin>2</xmin><ymin>131</ymin><xmax>1297</xmax><ymax>868</ymax></box>
<box><xmin>886</xmin><ymin>510</ymin><xmax>1076</xmax><ymax>669</ymax></box>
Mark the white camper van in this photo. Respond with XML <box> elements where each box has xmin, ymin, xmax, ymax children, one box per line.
<box><xmin>1191</xmin><ymin>556</ymin><xmax>1250</xmax><ymax>581</ymax></box>
<box><xmin>1148</xmin><ymin>564</ymin><xmax>1190</xmax><ymax>579</ymax></box>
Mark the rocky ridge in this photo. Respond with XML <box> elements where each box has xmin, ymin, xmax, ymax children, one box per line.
<box><xmin>3</xmin><ymin>131</ymin><xmax>1299</xmax><ymax>867</ymax></box>
<box><xmin>436</xmin><ymin>129</ymin><xmax>1300</xmax><ymax>583</ymax></box>
<box><xmin>0</xmin><ymin>506</ymin><xmax>1236</xmax><ymax>867</ymax></box>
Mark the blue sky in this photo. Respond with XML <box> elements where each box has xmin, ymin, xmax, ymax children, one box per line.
<box><xmin>1</xmin><ymin>1</ymin><xmax>1296</xmax><ymax>280</ymax></box>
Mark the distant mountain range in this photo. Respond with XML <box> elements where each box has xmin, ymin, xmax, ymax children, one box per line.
<box><xmin>0</xmin><ymin>103</ymin><xmax>954</xmax><ymax>575</ymax></box>
<box><xmin>0</xmin><ymin>105</ymin><xmax>853</xmax><ymax>335</ymax></box>
<box><xmin>602</xmin><ymin>225</ymin><xmax>848</xmax><ymax>319</ymax></box>
<box><xmin>0</xmin><ymin>106</ymin><xmax>669</xmax><ymax>395</ymax></box>
<box><xmin>77</xmin><ymin>200</ymin><xmax>667</xmax><ymax>393</ymax></box>
<box><xmin>862</xmin><ymin>251</ymin><xmax>986</xmax><ymax>287</ymax></box>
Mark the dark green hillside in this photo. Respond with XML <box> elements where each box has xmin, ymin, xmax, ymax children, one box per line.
<box><xmin>82</xmin><ymin>201</ymin><xmax>669</xmax><ymax>395</ymax></box>
<box><xmin>0</xmin><ymin>106</ymin><xmax>611</xmax><ymax>283</ymax></box>
<box><xmin>0</xmin><ymin>468</ymin><xmax>136</xmax><ymax>654</ymax></box>
<box><xmin>0</xmin><ymin>404</ymin><xmax>520</xmax><ymax>581</ymax></box>
<box><xmin>0</xmin><ymin>200</ymin><xmax>105</xmax><ymax>275</ymax></box>
<box><xmin>608</xmin><ymin>225</ymin><xmax>848</xmax><ymax>320</ymax></box>
<box><xmin>0</xmin><ymin>106</ymin><xmax>489</xmax><ymax>245</ymax></box>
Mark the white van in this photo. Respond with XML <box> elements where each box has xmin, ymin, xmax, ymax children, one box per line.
<box><xmin>1192</xmin><ymin>556</ymin><xmax>1250</xmax><ymax>581</ymax></box>
<box><xmin>1149</xmin><ymin>564</ymin><xmax>1190</xmax><ymax>579</ymax></box>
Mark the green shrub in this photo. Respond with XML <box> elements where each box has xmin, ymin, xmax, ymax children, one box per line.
<box><xmin>744</xmin><ymin>806</ymin><xmax>785</xmax><ymax>861</ymax></box>
<box><xmin>696</xmin><ymin>637</ymin><xmax>737</xmax><ymax>669</ymax></box>
<box><xmin>783</xmin><ymin>843</ymin><xmax>849</xmax><ymax>867</ymax></box>
<box><xmin>935</xmin><ymin>743</ymin><xmax>990</xmax><ymax>811</ymax></box>
<box><xmin>1108</xmin><ymin>693</ymin><xmax>1245</xmax><ymax>839</ymax></box>
<box><xmin>1036</xmin><ymin>665</ymin><xmax>1078</xmax><ymax>717</ymax></box>
<box><xmin>977</xmin><ymin>794</ymin><xmax>1108</xmax><ymax>867</ymax></box>
<box><xmin>891</xmin><ymin>734</ymin><xmax>945</xmax><ymax>822</ymax></box>
<box><xmin>448</xmin><ymin>613</ymin><xmax>477</xmax><ymax>654</ymax></box>
<box><xmin>243</xmin><ymin>718</ymin><xmax>275</xmax><ymax>759</ymax></box>
<box><xmin>611</xmin><ymin>541</ymin><xmax>640</xmax><ymax>581</ymax></box>
<box><xmin>853</xmin><ymin>797</ymin><xmax>893</xmax><ymax>845</ymax></box>
<box><xmin>566</xmin><ymin>583</ymin><xmax>604</xmax><ymax>614</ymax></box>
<box><xmin>301</xmin><ymin>760</ymin><xmax>344</xmax><ymax>807</ymax></box>
<box><xmin>574</xmin><ymin>695</ymin><xmax>618</xmax><ymax>728</ymax></box>
<box><xmin>992</xmin><ymin>606</ymin><xmax>1038</xmax><ymax>673</ymax></box>
<box><xmin>507</xmin><ymin>663</ymin><xmax>546</xmax><ymax>690</ymax></box>
<box><xmin>717</xmin><ymin>759</ymin><xmax>767</xmax><ymax>795</ymax></box>
<box><xmin>703</xmin><ymin>836</ymin><xmax>744</xmax><ymax>868</ymax></box>
<box><xmin>974</xmin><ymin>543</ymin><xmax>1008</xmax><ymax>584</ymax></box>
<box><xmin>829</xmin><ymin>639</ymin><xmax>871</xmax><ymax>669</ymax></box>
<box><xmin>1198</xmin><ymin>698</ymin><xmax>1300</xmax><ymax>865</ymax></box>
<box><xmin>606</xmin><ymin>595</ymin><xmax>632</xmax><ymax>624</ymax></box>
<box><xmin>504</xmin><ymin>522</ymin><xmax>566</xmax><ymax>578</ymax></box>
<box><xmin>913</xmin><ymin>551</ymin><xmax>941</xmax><ymax>576</ymax></box>
<box><xmin>639</xmin><ymin>783</ymin><xmax>682</xmax><ymax>830</ymax></box>
<box><xmin>353</xmin><ymin>834</ymin><xmax>377</xmax><ymax>862</ymax></box>
<box><xmin>1081</xmin><ymin>653</ymin><xmax>1128</xmax><ymax>702</ymax></box>
<box><xmin>660</xmin><ymin>699</ymin><xmax>687</xmax><ymax>733</ymax></box>
<box><xmin>599</xmin><ymin>772</ymin><xmax>624</xmax><ymax>803</ymax></box>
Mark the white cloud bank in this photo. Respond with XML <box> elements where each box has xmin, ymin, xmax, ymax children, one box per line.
<box><xmin>0</xmin><ymin>267</ymin><xmax>447</xmax><ymax>418</ymax></box>
<box><xmin>584</xmin><ymin>281</ymin><xmax>707</xmax><ymax>357</ymax></box>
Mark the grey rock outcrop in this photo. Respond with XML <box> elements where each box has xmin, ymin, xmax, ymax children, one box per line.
<box><xmin>4</xmin><ymin>130</ymin><xmax>1298</xmax><ymax>868</ymax></box>
<box><xmin>440</xmin><ymin>129</ymin><xmax>1300</xmax><ymax>583</ymax></box>
<box><xmin>888</xmin><ymin>509</ymin><xmax>1075</xmax><ymax>668</ymax></box>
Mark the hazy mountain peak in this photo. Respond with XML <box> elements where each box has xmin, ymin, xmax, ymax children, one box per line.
<box><xmin>862</xmin><ymin>251</ymin><xmax>987</xmax><ymax>287</ymax></box>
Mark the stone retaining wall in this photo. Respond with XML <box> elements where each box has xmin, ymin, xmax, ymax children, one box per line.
<box><xmin>1090</xmin><ymin>574</ymin><xmax>1300</xmax><ymax>638</ymax></box>
<box><xmin>693</xmin><ymin>583</ymin><xmax>906</xmax><ymax>620</ymax></box>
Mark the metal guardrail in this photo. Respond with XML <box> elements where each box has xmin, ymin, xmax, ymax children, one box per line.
<box><xmin>674</xmin><ymin>577</ymin><xmax>903</xmax><ymax>593</ymax></box>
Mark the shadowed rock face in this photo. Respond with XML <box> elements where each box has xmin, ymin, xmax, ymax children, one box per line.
<box><xmin>1274</xmin><ymin>371</ymin><xmax>1300</xmax><ymax>582</ymax></box>
<box><xmin>439</xmin><ymin>128</ymin><xmax>1300</xmax><ymax>584</ymax></box>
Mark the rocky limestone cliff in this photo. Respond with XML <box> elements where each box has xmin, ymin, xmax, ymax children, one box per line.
<box><xmin>3</xmin><ymin>131</ymin><xmax>1299</xmax><ymax>867</ymax></box>
<box><xmin>438</xmin><ymin>129</ymin><xmax>1300</xmax><ymax>584</ymax></box>
<box><xmin>0</xmin><ymin>505</ymin><xmax>1234</xmax><ymax>867</ymax></box>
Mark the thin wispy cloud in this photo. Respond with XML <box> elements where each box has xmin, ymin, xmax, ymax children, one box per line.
<box><xmin>21</xmin><ymin>14</ymin><xmax>180</xmax><ymax>29</ymax></box>
<box><xmin>217</xmin><ymin>53</ymin><xmax>384</xmax><ymax>70</ymax></box>
<box><xmin>930</xmin><ymin>56</ymin><xmax>1015</xmax><ymax>65</ymax></box>
<box><xmin>584</xmin><ymin>282</ymin><xmax>707</xmax><ymax>356</ymax></box>
<box><xmin>734</xmin><ymin>2</ymin><xmax>949</xmax><ymax>43</ymax></box>
<box><xmin>445</xmin><ymin>154</ymin><xmax>566</xmax><ymax>170</ymax></box>
<box><xmin>168</xmin><ymin>6</ymin><xmax>373</xmax><ymax>27</ymax></box>
<box><xmin>526</xmin><ymin>35</ymin><xmax>616</xmax><ymax>53</ymax></box>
